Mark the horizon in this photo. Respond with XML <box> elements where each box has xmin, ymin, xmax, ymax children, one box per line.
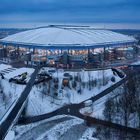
<box><xmin>0</xmin><ymin>23</ymin><xmax>140</xmax><ymax>30</ymax></box>
<box><xmin>0</xmin><ymin>0</ymin><xmax>140</xmax><ymax>29</ymax></box>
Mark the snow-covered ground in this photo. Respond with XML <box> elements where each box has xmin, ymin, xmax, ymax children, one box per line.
<box><xmin>131</xmin><ymin>60</ymin><xmax>140</xmax><ymax>65</ymax></box>
<box><xmin>0</xmin><ymin>64</ymin><xmax>126</xmax><ymax>140</ymax></box>
<box><xmin>80</xmin><ymin>86</ymin><xmax>123</xmax><ymax>120</ymax></box>
<box><xmin>4</xmin><ymin>67</ymin><xmax>34</xmax><ymax>81</ymax></box>
<box><xmin>4</xmin><ymin>130</ymin><xmax>15</xmax><ymax>140</ymax></box>
<box><xmin>26</xmin><ymin>67</ymin><xmax>122</xmax><ymax>116</ymax></box>
<box><xmin>0</xmin><ymin>64</ymin><xmax>11</xmax><ymax>71</ymax></box>
<box><xmin>52</xmin><ymin>68</ymin><xmax>121</xmax><ymax>104</ymax></box>
<box><xmin>0</xmin><ymin>77</ymin><xmax>25</xmax><ymax>121</ymax></box>
<box><xmin>26</xmin><ymin>87</ymin><xmax>62</xmax><ymax>116</ymax></box>
<box><xmin>92</xmin><ymin>86</ymin><xmax>123</xmax><ymax>119</ymax></box>
<box><xmin>0</xmin><ymin>64</ymin><xmax>125</xmax><ymax>140</ymax></box>
<box><xmin>0</xmin><ymin>64</ymin><xmax>123</xmax><ymax>121</ymax></box>
<box><xmin>10</xmin><ymin>115</ymin><xmax>97</xmax><ymax>140</ymax></box>
<box><xmin>0</xmin><ymin>64</ymin><xmax>34</xmax><ymax>122</ymax></box>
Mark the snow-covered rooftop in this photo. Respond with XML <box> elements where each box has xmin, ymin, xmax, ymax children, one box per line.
<box><xmin>0</xmin><ymin>26</ymin><xmax>136</xmax><ymax>49</ymax></box>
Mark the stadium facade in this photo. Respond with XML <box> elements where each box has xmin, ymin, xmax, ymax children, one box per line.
<box><xmin>0</xmin><ymin>25</ymin><xmax>137</xmax><ymax>68</ymax></box>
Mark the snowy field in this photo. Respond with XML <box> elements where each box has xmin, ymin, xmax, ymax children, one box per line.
<box><xmin>90</xmin><ymin>86</ymin><xmax>123</xmax><ymax>119</ymax></box>
<box><xmin>53</xmin><ymin>68</ymin><xmax>121</xmax><ymax>104</ymax></box>
<box><xmin>0</xmin><ymin>64</ymin><xmax>125</xmax><ymax>140</ymax></box>
<box><xmin>26</xmin><ymin>67</ymin><xmax>122</xmax><ymax>116</ymax></box>
<box><xmin>0</xmin><ymin>64</ymin><xmax>34</xmax><ymax>122</ymax></box>
<box><xmin>6</xmin><ymin>115</ymin><xmax>97</xmax><ymax>140</ymax></box>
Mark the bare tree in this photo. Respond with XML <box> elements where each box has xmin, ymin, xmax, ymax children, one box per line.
<box><xmin>103</xmin><ymin>98</ymin><xmax>115</xmax><ymax>122</ymax></box>
<box><xmin>88</xmin><ymin>71</ymin><xmax>91</xmax><ymax>90</ymax></box>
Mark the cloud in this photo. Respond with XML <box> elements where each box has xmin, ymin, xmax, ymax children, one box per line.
<box><xmin>0</xmin><ymin>0</ymin><xmax>140</xmax><ymax>24</ymax></box>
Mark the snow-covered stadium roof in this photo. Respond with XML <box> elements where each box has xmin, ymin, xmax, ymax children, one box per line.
<box><xmin>0</xmin><ymin>26</ymin><xmax>136</xmax><ymax>50</ymax></box>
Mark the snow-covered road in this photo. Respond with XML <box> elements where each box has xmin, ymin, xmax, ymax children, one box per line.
<box><xmin>14</xmin><ymin>116</ymin><xmax>95</xmax><ymax>140</ymax></box>
<box><xmin>15</xmin><ymin>116</ymin><xmax>73</xmax><ymax>140</ymax></box>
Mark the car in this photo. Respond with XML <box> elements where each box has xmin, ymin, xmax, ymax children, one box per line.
<box><xmin>81</xmin><ymin>107</ymin><xmax>93</xmax><ymax>116</ymax></box>
<box><xmin>48</xmin><ymin>69</ymin><xmax>56</xmax><ymax>73</ymax></box>
<box><xmin>111</xmin><ymin>68</ymin><xmax>125</xmax><ymax>78</ymax></box>
<box><xmin>84</xmin><ymin>100</ymin><xmax>93</xmax><ymax>107</ymax></box>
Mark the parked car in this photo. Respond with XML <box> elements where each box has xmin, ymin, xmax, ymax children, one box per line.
<box><xmin>111</xmin><ymin>68</ymin><xmax>125</xmax><ymax>78</ymax></box>
<box><xmin>84</xmin><ymin>100</ymin><xmax>93</xmax><ymax>107</ymax></box>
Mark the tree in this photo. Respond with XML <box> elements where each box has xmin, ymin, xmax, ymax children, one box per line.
<box><xmin>48</xmin><ymin>80</ymin><xmax>51</xmax><ymax>95</ymax></box>
<box><xmin>118</xmin><ymin>82</ymin><xmax>134</xmax><ymax>127</ymax></box>
<box><xmin>81</xmin><ymin>81</ymin><xmax>86</xmax><ymax>89</ymax></box>
<box><xmin>72</xmin><ymin>79</ymin><xmax>77</xmax><ymax>89</ymax></box>
<box><xmin>88</xmin><ymin>71</ymin><xmax>91</xmax><ymax>90</ymax></box>
<box><xmin>133</xmin><ymin>74</ymin><xmax>140</xmax><ymax>128</ymax></box>
<box><xmin>103</xmin><ymin>98</ymin><xmax>115</xmax><ymax>122</ymax></box>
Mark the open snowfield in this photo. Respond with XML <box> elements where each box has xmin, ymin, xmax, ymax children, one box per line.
<box><xmin>0</xmin><ymin>64</ymin><xmax>123</xmax><ymax>121</ymax></box>
<box><xmin>0</xmin><ymin>64</ymin><xmax>124</xmax><ymax>140</ymax></box>
<box><xmin>26</xmin><ymin>86</ymin><xmax>62</xmax><ymax>116</ymax></box>
<box><xmin>53</xmin><ymin>68</ymin><xmax>121</xmax><ymax>104</ymax></box>
<box><xmin>90</xmin><ymin>86</ymin><xmax>123</xmax><ymax>119</ymax></box>
<box><xmin>0</xmin><ymin>64</ymin><xmax>12</xmax><ymax>71</ymax></box>
<box><xmin>0</xmin><ymin>77</ymin><xmax>25</xmax><ymax>121</ymax></box>
<box><xmin>0</xmin><ymin>64</ymin><xmax>34</xmax><ymax>122</ymax></box>
<box><xmin>4</xmin><ymin>67</ymin><xmax>34</xmax><ymax>80</ymax></box>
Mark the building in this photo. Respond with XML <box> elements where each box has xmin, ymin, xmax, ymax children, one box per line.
<box><xmin>0</xmin><ymin>25</ymin><xmax>137</xmax><ymax>68</ymax></box>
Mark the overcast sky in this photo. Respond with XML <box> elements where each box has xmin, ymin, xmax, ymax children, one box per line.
<box><xmin>0</xmin><ymin>0</ymin><xmax>140</xmax><ymax>28</ymax></box>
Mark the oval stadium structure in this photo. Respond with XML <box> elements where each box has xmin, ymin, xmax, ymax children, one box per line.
<box><xmin>0</xmin><ymin>25</ymin><xmax>137</xmax><ymax>68</ymax></box>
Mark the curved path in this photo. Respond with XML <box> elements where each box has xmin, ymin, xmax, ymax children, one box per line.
<box><xmin>19</xmin><ymin>72</ymin><xmax>140</xmax><ymax>136</ymax></box>
<box><xmin>1</xmin><ymin>67</ymin><xmax>140</xmax><ymax>139</ymax></box>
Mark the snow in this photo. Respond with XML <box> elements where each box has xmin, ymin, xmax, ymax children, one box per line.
<box><xmin>14</xmin><ymin>115</ymin><xmax>77</xmax><ymax>138</ymax></box>
<box><xmin>0</xmin><ymin>63</ymin><xmax>125</xmax><ymax>140</ymax></box>
<box><xmin>4</xmin><ymin>68</ymin><xmax>34</xmax><ymax>80</ymax></box>
<box><xmin>14</xmin><ymin>115</ymin><xmax>68</xmax><ymax>138</ymax></box>
<box><xmin>0</xmin><ymin>98</ymin><xmax>18</xmax><ymax>124</ymax></box>
<box><xmin>80</xmin><ymin>127</ymin><xmax>97</xmax><ymax>140</ymax></box>
<box><xmin>84</xmin><ymin>100</ymin><xmax>93</xmax><ymax>107</ymax></box>
<box><xmin>0</xmin><ymin>64</ymin><xmax>125</xmax><ymax>139</ymax></box>
<box><xmin>80</xmin><ymin>106</ymin><xmax>93</xmax><ymax>115</ymax></box>
<box><xmin>36</xmin><ymin>117</ymin><xmax>83</xmax><ymax>140</ymax></box>
<box><xmin>26</xmin><ymin>88</ymin><xmax>62</xmax><ymax>116</ymax></box>
<box><xmin>0</xmin><ymin>79</ymin><xmax>25</xmax><ymax>122</ymax></box>
<box><xmin>131</xmin><ymin>60</ymin><xmax>140</xmax><ymax>65</ymax></box>
<box><xmin>0</xmin><ymin>64</ymin><xmax>34</xmax><ymax>123</ymax></box>
<box><xmin>89</xmin><ymin>86</ymin><xmax>124</xmax><ymax>119</ymax></box>
<box><xmin>0</xmin><ymin>64</ymin><xmax>11</xmax><ymax>71</ymax></box>
<box><xmin>1</xmin><ymin>26</ymin><xmax>135</xmax><ymax>48</ymax></box>
<box><xmin>13</xmin><ymin>115</ymin><xmax>99</xmax><ymax>140</ymax></box>
<box><xmin>4</xmin><ymin>130</ymin><xmax>15</xmax><ymax>140</ymax></box>
<box><xmin>52</xmin><ymin>68</ymin><xmax>121</xmax><ymax>104</ymax></box>
<box><xmin>26</xmin><ymin>67</ymin><xmax>122</xmax><ymax>116</ymax></box>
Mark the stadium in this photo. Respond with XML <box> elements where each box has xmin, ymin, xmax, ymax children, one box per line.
<box><xmin>0</xmin><ymin>25</ymin><xmax>137</xmax><ymax>68</ymax></box>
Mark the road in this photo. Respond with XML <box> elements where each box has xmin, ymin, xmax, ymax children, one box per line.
<box><xmin>19</xmin><ymin>75</ymin><xmax>127</xmax><ymax>124</ymax></box>
<box><xmin>18</xmin><ymin>68</ymin><xmax>140</xmax><ymax>136</ymax></box>
<box><xmin>1</xmin><ymin>66</ymin><xmax>140</xmax><ymax>139</ymax></box>
<box><xmin>0</xmin><ymin>66</ymin><xmax>40</xmax><ymax>140</ymax></box>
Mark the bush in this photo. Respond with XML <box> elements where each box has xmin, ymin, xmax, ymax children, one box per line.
<box><xmin>111</xmin><ymin>76</ymin><xmax>116</xmax><ymax>82</ymax></box>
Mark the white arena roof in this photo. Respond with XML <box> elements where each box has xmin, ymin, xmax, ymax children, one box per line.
<box><xmin>0</xmin><ymin>26</ymin><xmax>136</xmax><ymax>49</ymax></box>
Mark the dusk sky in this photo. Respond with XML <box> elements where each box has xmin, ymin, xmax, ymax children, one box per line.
<box><xmin>0</xmin><ymin>0</ymin><xmax>140</xmax><ymax>28</ymax></box>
